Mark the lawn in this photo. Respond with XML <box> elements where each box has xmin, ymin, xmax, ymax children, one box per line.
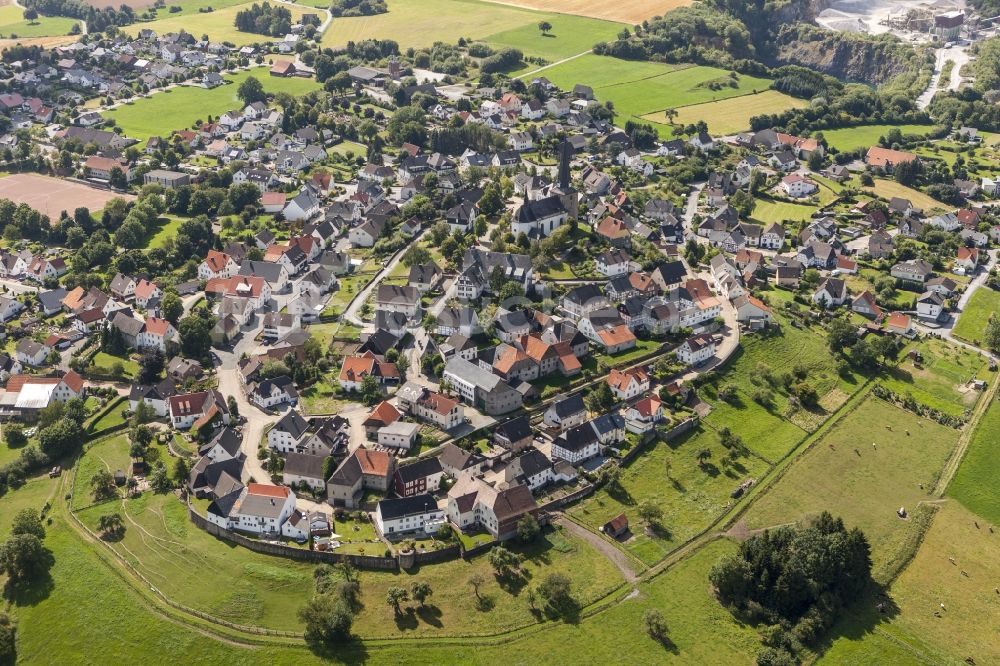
<box><xmin>818</xmin><ymin>502</ymin><xmax>1000</xmax><ymax>666</ymax></box>
<box><xmin>948</xmin><ymin>395</ymin><xmax>1000</xmax><ymax>524</ymax></box>
<box><xmin>539</xmin><ymin>55</ymin><xmax>772</xmax><ymax>130</ymax></box>
<box><xmin>879</xmin><ymin>337</ymin><xmax>985</xmax><ymax>417</ymax></box>
<box><xmin>322</xmin><ymin>0</ymin><xmax>567</xmax><ymax>49</ymax></box>
<box><xmin>0</xmin><ymin>5</ymin><xmax>78</xmax><ymax>37</ymax></box>
<box><xmin>862</xmin><ymin>178</ymin><xmax>948</xmax><ymax>213</ymax></box>
<box><xmin>485</xmin><ymin>13</ymin><xmax>622</xmax><ymax>65</ymax></box>
<box><xmin>106</xmin><ymin>69</ymin><xmax>320</xmax><ymax>141</ymax></box>
<box><xmin>569</xmin><ymin>426</ymin><xmax>771</xmax><ymax>566</ymax></box>
<box><xmin>86</xmin><ymin>398</ymin><xmax>129</xmax><ymax>433</ymax></box>
<box><xmin>124</xmin><ymin>1</ymin><xmax>311</xmax><ymax>44</ymax></box>
<box><xmin>0</xmin><ymin>472</ymin><xmax>60</xmax><ymax>537</ymax></box>
<box><xmin>953</xmin><ymin>286</ymin><xmax>1000</xmax><ymax>345</ymax></box>
<box><xmin>743</xmin><ymin>396</ymin><xmax>960</xmax><ymax>577</ymax></box>
<box><xmin>71</xmin><ymin>433</ymin><xmax>131</xmax><ymax>510</ymax></box>
<box><xmin>646</xmin><ymin>90</ymin><xmax>808</xmax><ymax>135</ymax></box>
<box><xmin>595</xmin><ymin>338</ymin><xmax>661</xmax><ymax>366</ymax></box>
<box><xmin>142</xmin><ymin>215</ymin><xmax>185</xmax><ymax>250</ymax></box>
<box><xmin>90</xmin><ymin>350</ymin><xmax>139</xmax><ymax>378</ymax></box>
<box><xmin>821</xmin><ymin>123</ymin><xmax>940</xmax><ymax>153</ymax></box>
<box><xmin>299</xmin><ymin>378</ymin><xmax>351</xmax><ymax>415</ymax></box>
<box><xmin>750</xmin><ymin>197</ymin><xmax>819</xmax><ymax>225</ymax></box>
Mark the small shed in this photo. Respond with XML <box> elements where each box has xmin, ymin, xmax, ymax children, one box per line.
<box><xmin>113</xmin><ymin>469</ymin><xmax>126</xmax><ymax>486</ymax></box>
<box><xmin>602</xmin><ymin>513</ymin><xmax>629</xmax><ymax>539</ymax></box>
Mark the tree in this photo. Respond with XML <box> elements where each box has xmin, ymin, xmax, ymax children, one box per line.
<box><xmin>516</xmin><ymin>514</ymin><xmax>540</xmax><ymax>543</ymax></box>
<box><xmin>488</xmin><ymin>545</ymin><xmax>521</xmax><ymax>577</ymax></box>
<box><xmin>637</xmin><ymin>500</ymin><xmax>663</xmax><ymax>528</ymax></box>
<box><xmin>985</xmin><ymin>314</ymin><xmax>1000</xmax><ymax>352</ymax></box>
<box><xmin>410</xmin><ymin>580</ymin><xmax>432</xmax><ymax>607</ymax></box>
<box><xmin>0</xmin><ymin>533</ymin><xmax>53</xmax><ymax>587</ymax></box>
<box><xmin>538</xmin><ymin>20</ymin><xmax>552</xmax><ymax>35</ymax></box>
<box><xmin>536</xmin><ymin>572</ymin><xmax>575</xmax><ymax>616</ymax></box>
<box><xmin>467</xmin><ymin>572</ymin><xmax>486</xmax><ymax>599</ymax></box>
<box><xmin>0</xmin><ymin>612</ymin><xmax>14</xmax><ymax>664</ymax></box>
<box><xmin>10</xmin><ymin>508</ymin><xmax>44</xmax><ymax>540</ymax></box>
<box><xmin>161</xmin><ymin>289</ymin><xmax>183</xmax><ymax>324</ymax></box>
<box><xmin>385</xmin><ymin>586</ymin><xmax>409</xmax><ymax>616</ymax></box>
<box><xmin>826</xmin><ymin>318</ymin><xmax>856</xmax><ymax>353</ymax></box>
<box><xmin>359</xmin><ymin>374</ymin><xmax>381</xmax><ymax>405</ymax></box>
<box><xmin>23</xmin><ymin>7</ymin><xmax>38</xmax><ymax>22</ymax></box>
<box><xmin>585</xmin><ymin>382</ymin><xmax>614</xmax><ymax>413</ymax></box>
<box><xmin>109</xmin><ymin>167</ymin><xmax>128</xmax><ymax>191</ymax></box>
<box><xmin>298</xmin><ymin>593</ymin><xmax>354</xmax><ymax>648</ymax></box>
<box><xmin>149</xmin><ymin>462</ymin><xmax>172</xmax><ymax>493</ymax></box>
<box><xmin>38</xmin><ymin>418</ymin><xmax>84</xmax><ymax>460</ymax></box>
<box><xmin>237</xmin><ymin>75</ymin><xmax>266</xmax><ymax>105</ymax></box>
<box><xmin>3</xmin><ymin>424</ymin><xmax>26</xmax><ymax>449</ymax></box>
<box><xmin>97</xmin><ymin>513</ymin><xmax>125</xmax><ymax>539</ymax></box>
<box><xmin>401</xmin><ymin>244</ymin><xmax>431</xmax><ymax>267</ymax></box>
<box><xmin>644</xmin><ymin>608</ymin><xmax>669</xmax><ymax>642</ymax></box>
<box><xmin>179</xmin><ymin>312</ymin><xmax>214</xmax><ymax>360</ymax></box>
<box><xmin>91</xmin><ymin>469</ymin><xmax>117</xmax><ymax>501</ymax></box>
<box><xmin>137</xmin><ymin>350</ymin><xmax>165</xmax><ymax>384</ymax></box>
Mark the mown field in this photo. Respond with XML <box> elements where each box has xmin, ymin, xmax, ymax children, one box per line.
<box><xmin>948</xmin><ymin>395</ymin><xmax>1000</xmax><ymax>524</ymax></box>
<box><xmin>0</xmin><ymin>4</ymin><xmax>77</xmax><ymax>37</ymax></box>
<box><xmin>743</xmin><ymin>396</ymin><xmax>960</xmax><ymax>577</ymax></box>
<box><xmin>485</xmin><ymin>13</ymin><xmax>621</xmax><ymax>67</ymax></box>
<box><xmin>105</xmin><ymin>69</ymin><xmax>320</xmax><ymax>141</ymax></box>
<box><xmin>821</xmin><ymin>123</ymin><xmax>941</xmax><ymax>153</ymax></box>
<box><xmin>646</xmin><ymin>90</ymin><xmax>807</xmax><ymax>135</ymax></box>
<box><xmin>863</xmin><ymin>178</ymin><xmax>948</xmax><ymax>213</ymax></box>
<box><xmin>124</xmin><ymin>1</ymin><xmax>310</xmax><ymax>45</ymax></box>
<box><xmin>953</xmin><ymin>286</ymin><xmax>1000</xmax><ymax>345</ymax></box>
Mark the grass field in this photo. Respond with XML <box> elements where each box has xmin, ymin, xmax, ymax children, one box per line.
<box><xmin>78</xmin><ymin>491</ymin><xmax>624</xmax><ymax>637</ymax></box>
<box><xmin>138</xmin><ymin>0</ymin><xmax>248</xmax><ymax>20</ymax></box>
<box><xmin>744</xmin><ymin>396</ymin><xmax>959</xmax><ymax>576</ymax></box>
<box><xmin>0</xmin><ymin>472</ymin><xmax>60</xmax><ymax>537</ymax></box>
<box><xmin>821</xmin><ymin>123</ymin><xmax>940</xmax><ymax>153</ymax></box>
<box><xmin>700</xmin><ymin>310</ymin><xmax>868</xmax><ymax>462</ymax></box>
<box><xmin>72</xmin><ymin>434</ymin><xmax>131</xmax><ymax>510</ymax></box>
<box><xmin>106</xmin><ymin>69</ymin><xmax>320</xmax><ymax>141</ymax></box>
<box><xmin>536</xmin><ymin>55</ymin><xmax>772</xmax><ymax>132</ymax></box>
<box><xmin>480</xmin><ymin>0</ymin><xmax>690</xmax><ymax>24</ymax></box>
<box><xmin>0</xmin><ymin>5</ymin><xmax>77</xmax><ymax>37</ymax></box>
<box><xmin>485</xmin><ymin>13</ymin><xmax>621</xmax><ymax>65</ymax></box>
<box><xmin>750</xmin><ymin>198</ymin><xmax>819</xmax><ymax>224</ymax></box>
<box><xmin>645</xmin><ymin>90</ymin><xmax>807</xmax><ymax>135</ymax></box>
<box><xmin>569</xmin><ymin>426</ymin><xmax>770</xmax><ymax>566</ymax></box>
<box><xmin>879</xmin><ymin>338</ymin><xmax>985</xmax><ymax>417</ymax></box>
<box><xmin>90</xmin><ymin>350</ymin><xmax>139</xmax><ymax>378</ymax></box>
<box><xmin>125</xmin><ymin>1</ymin><xmax>310</xmax><ymax>44</ymax></box>
<box><xmin>818</xmin><ymin>502</ymin><xmax>1000</xmax><ymax>665</ymax></box>
<box><xmin>953</xmin><ymin>286</ymin><xmax>1000</xmax><ymax>345</ymax></box>
<box><xmin>863</xmin><ymin>178</ymin><xmax>948</xmax><ymax>213</ymax></box>
<box><xmin>142</xmin><ymin>215</ymin><xmax>185</xmax><ymax>250</ymax></box>
<box><xmin>948</xmin><ymin>396</ymin><xmax>1000</xmax><ymax>524</ymax></box>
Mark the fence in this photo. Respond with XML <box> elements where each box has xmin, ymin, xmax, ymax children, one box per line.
<box><xmin>188</xmin><ymin>507</ymin><xmax>400</xmax><ymax>571</ymax></box>
<box><xmin>536</xmin><ymin>482</ymin><xmax>595</xmax><ymax>513</ymax></box>
<box><xmin>460</xmin><ymin>539</ymin><xmax>498</xmax><ymax>560</ymax></box>
<box><xmin>413</xmin><ymin>543</ymin><xmax>461</xmax><ymax>565</ymax></box>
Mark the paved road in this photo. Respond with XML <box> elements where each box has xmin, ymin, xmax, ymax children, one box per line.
<box><xmin>915</xmin><ymin>249</ymin><xmax>998</xmax><ymax>359</ymax></box>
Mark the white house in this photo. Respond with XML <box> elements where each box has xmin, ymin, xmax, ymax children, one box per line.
<box><xmin>374</xmin><ymin>494</ymin><xmax>445</xmax><ymax>538</ymax></box>
<box><xmin>227</xmin><ymin>484</ymin><xmax>296</xmax><ymax>536</ymax></box>
<box><xmin>676</xmin><ymin>334</ymin><xmax>715</xmax><ymax>365</ymax></box>
<box><xmin>780</xmin><ymin>174</ymin><xmax>817</xmax><ymax>198</ymax></box>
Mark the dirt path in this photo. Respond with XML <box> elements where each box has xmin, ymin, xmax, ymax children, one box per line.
<box><xmin>554</xmin><ymin>514</ymin><xmax>638</xmax><ymax>583</ymax></box>
<box><xmin>934</xmin><ymin>371</ymin><xmax>999</xmax><ymax>496</ymax></box>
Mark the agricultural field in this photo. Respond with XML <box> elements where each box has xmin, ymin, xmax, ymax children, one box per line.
<box><xmin>948</xmin><ymin>396</ymin><xmax>1000</xmax><ymax>525</ymax></box>
<box><xmin>569</xmin><ymin>426</ymin><xmax>771</xmax><ymax>566</ymax></box>
<box><xmin>485</xmin><ymin>13</ymin><xmax>621</xmax><ymax>66</ymax></box>
<box><xmin>135</xmin><ymin>0</ymin><xmax>248</xmax><ymax>20</ymax></box>
<box><xmin>481</xmin><ymin>0</ymin><xmax>690</xmax><ymax>24</ymax></box>
<box><xmin>0</xmin><ymin>4</ymin><xmax>78</xmax><ymax>38</ymax></box>
<box><xmin>649</xmin><ymin>90</ymin><xmax>808</xmax><ymax>135</ymax></box>
<box><xmin>537</xmin><ymin>55</ymin><xmax>772</xmax><ymax>132</ymax></box>
<box><xmin>818</xmin><ymin>502</ymin><xmax>1000</xmax><ymax>666</ymax></box>
<box><xmin>821</xmin><ymin>123</ymin><xmax>940</xmax><ymax>153</ymax></box>
<box><xmin>105</xmin><ymin>69</ymin><xmax>321</xmax><ymax>141</ymax></box>
<box><xmin>879</xmin><ymin>338</ymin><xmax>986</xmax><ymax>417</ymax></box>
<box><xmin>124</xmin><ymin>1</ymin><xmax>311</xmax><ymax>44</ymax></box>
<box><xmin>953</xmin><ymin>286</ymin><xmax>1000</xmax><ymax>345</ymax></box>
<box><xmin>743</xmin><ymin>396</ymin><xmax>960</xmax><ymax>576</ymax></box>
<box><xmin>863</xmin><ymin>178</ymin><xmax>948</xmax><ymax>213</ymax></box>
<box><xmin>322</xmin><ymin>0</ymin><xmax>610</xmax><ymax>50</ymax></box>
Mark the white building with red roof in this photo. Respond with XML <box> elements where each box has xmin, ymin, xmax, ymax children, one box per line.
<box><xmin>198</xmin><ymin>250</ymin><xmax>239</xmax><ymax>280</ymax></box>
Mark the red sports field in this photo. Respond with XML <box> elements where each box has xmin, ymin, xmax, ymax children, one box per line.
<box><xmin>0</xmin><ymin>174</ymin><xmax>134</xmax><ymax>219</ymax></box>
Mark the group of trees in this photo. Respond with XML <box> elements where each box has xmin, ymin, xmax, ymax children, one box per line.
<box><xmin>233</xmin><ymin>2</ymin><xmax>292</xmax><ymax>37</ymax></box>
<box><xmin>0</xmin><ymin>508</ymin><xmax>54</xmax><ymax>598</ymax></box>
<box><xmin>710</xmin><ymin>513</ymin><xmax>872</xmax><ymax>664</ymax></box>
<box><xmin>299</xmin><ymin>562</ymin><xmax>362</xmax><ymax>651</ymax></box>
<box><xmin>329</xmin><ymin>0</ymin><xmax>386</xmax><ymax>17</ymax></box>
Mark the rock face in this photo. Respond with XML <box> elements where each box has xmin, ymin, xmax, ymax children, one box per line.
<box><xmin>772</xmin><ymin>32</ymin><xmax>917</xmax><ymax>86</ymax></box>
